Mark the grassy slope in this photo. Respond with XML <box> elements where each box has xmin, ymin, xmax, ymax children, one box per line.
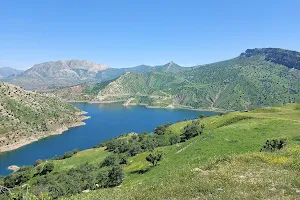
<box><xmin>96</xmin><ymin>52</ymin><xmax>300</xmax><ymax>111</ymax></box>
<box><xmin>62</xmin><ymin>104</ymin><xmax>300</xmax><ymax>199</ymax></box>
<box><xmin>8</xmin><ymin>103</ymin><xmax>298</xmax><ymax>199</ymax></box>
<box><xmin>51</xmin><ymin>103</ymin><xmax>299</xmax><ymax>199</ymax></box>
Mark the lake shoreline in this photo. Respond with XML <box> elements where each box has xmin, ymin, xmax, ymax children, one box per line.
<box><xmin>68</xmin><ymin>100</ymin><xmax>230</xmax><ymax>113</ymax></box>
<box><xmin>0</xmin><ymin>112</ymin><xmax>90</xmax><ymax>153</ymax></box>
<box><xmin>1</xmin><ymin>102</ymin><xmax>210</xmax><ymax>176</ymax></box>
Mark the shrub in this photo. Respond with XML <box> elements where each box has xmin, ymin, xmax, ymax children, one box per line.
<box><xmin>141</xmin><ymin>139</ymin><xmax>156</xmax><ymax>151</ymax></box>
<box><xmin>18</xmin><ymin>165</ymin><xmax>33</xmax><ymax>172</ymax></box>
<box><xmin>105</xmin><ymin>138</ymin><xmax>130</xmax><ymax>153</ymax></box>
<box><xmin>40</xmin><ymin>162</ymin><xmax>54</xmax><ymax>175</ymax></box>
<box><xmin>138</xmin><ymin>131</ymin><xmax>148</xmax><ymax>142</ymax></box>
<box><xmin>154</xmin><ymin>122</ymin><xmax>172</xmax><ymax>135</ymax></box>
<box><xmin>101</xmin><ymin>155</ymin><xmax>119</xmax><ymax>167</ymax></box>
<box><xmin>53</xmin><ymin>148</ymin><xmax>79</xmax><ymax>160</ymax></box>
<box><xmin>128</xmin><ymin>144</ymin><xmax>142</xmax><ymax>156</ymax></box>
<box><xmin>106</xmin><ymin>165</ymin><xmax>124</xmax><ymax>187</ymax></box>
<box><xmin>34</xmin><ymin>159</ymin><xmax>43</xmax><ymax>167</ymax></box>
<box><xmin>73</xmin><ymin>148</ymin><xmax>79</xmax><ymax>154</ymax></box>
<box><xmin>119</xmin><ymin>157</ymin><xmax>128</xmax><ymax>165</ymax></box>
<box><xmin>181</xmin><ymin>121</ymin><xmax>204</xmax><ymax>142</ymax></box>
<box><xmin>154</xmin><ymin>125</ymin><xmax>167</xmax><ymax>135</ymax></box>
<box><xmin>198</xmin><ymin>114</ymin><xmax>205</xmax><ymax>119</ymax></box>
<box><xmin>146</xmin><ymin>151</ymin><xmax>163</xmax><ymax>166</ymax></box>
<box><xmin>97</xmin><ymin>170</ymin><xmax>109</xmax><ymax>188</ymax></box>
<box><xmin>169</xmin><ymin>135</ymin><xmax>180</xmax><ymax>145</ymax></box>
<box><xmin>260</xmin><ymin>138</ymin><xmax>287</xmax><ymax>152</ymax></box>
<box><xmin>4</xmin><ymin>171</ymin><xmax>31</xmax><ymax>188</ymax></box>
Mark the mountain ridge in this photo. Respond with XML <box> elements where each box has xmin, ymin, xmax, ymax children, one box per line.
<box><xmin>93</xmin><ymin>48</ymin><xmax>300</xmax><ymax>110</ymax></box>
<box><xmin>0</xmin><ymin>67</ymin><xmax>24</xmax><ymax>79</ymax></box>
<box><xmin>5</xmin><ymin>60</ymin><xmax>109</xmax><ymax>89</ymax></box>
<box><xmin>4</xmin><ymin>60</ymin><xmax>185</xmax><ymax>89</ymax></box>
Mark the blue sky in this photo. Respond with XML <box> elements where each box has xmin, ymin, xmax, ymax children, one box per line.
<box><xmin>0</xmin><ymin>0</ymin><xmax>299</xmax><ymax>69</ymax></box>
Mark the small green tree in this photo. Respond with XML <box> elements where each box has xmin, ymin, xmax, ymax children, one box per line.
<box><xmin>34</xmin><ymin>159</ymin><xmax>43</xmax><ymax>167</ymax></box>
<box><xmin>101</xmin><ymin>155</ymin><xmax>119</xmax><ymax>167</ymax></box>
<box><xmin>97</xmin><ymin>170</ymin><xmax>109</xmax><ymax>188</ymax></box>
<box><xmin>40</xmin><ymin>162</ymin><xmax>54</xmax><ymax>175</ymax></box>
<box><xmin>138</xmin><ymin>131</ymin><xmax>148</xmax><ymax>142</ymax></box>
<box><xmin>128</xmin><ymin>144</ymin><xmax>142</xmax><ymax>156</ymax></box>
<box><xmin>107</xmin><ymin>165</ymin><xmax>124</xmax><ymax>187</ymax></box>
<box><xmin>4</xmin><ymin>171</ymin><xmax>31</xmax><ymax>187</ymax></box>
<box><xmin>73</xmin><ymin>148</ymin><xmax>79</xmax><ymax>154</ymax></box>
<box><xmin>198</xmin><ymin>114</ymin><xmax>205</xmax><ymax>119</ymax></box>
<box><xmin>146</xmin><ymin>151</ymin><xmax>163</xmax><ymax>166</ymax></box>
<box><xmin>154</xmin><ymin>125</ymin><xmax>166</xmax><ymax>135</ymax></box>
<box><xmin>141</xmin><ymin>139</ymin><xmax>156</xmax><ymax>151</ymax></box>
<box><xmin>181</xmin><ymin>121</ymin><xmax>204</xmax><ymax>142</ymax></box>
<box><xmin>260</xmin><ymin>138</ymin><xmax>287</xmax><ymax>152</ymax></box>
<box><xmin>169</xmin><ymin>135</ymin><xmax>180</xmax><ymax>145</ymax></box>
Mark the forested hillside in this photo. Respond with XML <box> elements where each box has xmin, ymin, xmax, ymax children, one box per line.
<box><xmin>95</xmin><ymin>48</ymin><xmax>300</xmax><ymax>110</ymax></box>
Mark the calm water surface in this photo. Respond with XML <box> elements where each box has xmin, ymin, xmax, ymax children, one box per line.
<box><xmin>0</xmin><ymin>103</ymin><xmax>217</xmax><ymax>176</ymax></box>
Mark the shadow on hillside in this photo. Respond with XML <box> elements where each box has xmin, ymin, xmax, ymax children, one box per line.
<box><xmin>130</xmin><ymin>167</ymin><xmax>152</xmax><ymax>174</ymax></box>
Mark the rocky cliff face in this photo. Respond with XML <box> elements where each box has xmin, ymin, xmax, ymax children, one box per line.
<box><xmin>241</xmin><ymin>48</ymin><xmax>300</xmax><ymax>70</ymax></box>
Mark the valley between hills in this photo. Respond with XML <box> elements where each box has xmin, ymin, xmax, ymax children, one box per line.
<box><xmin>51</xmin><ymin>48</ymin><xmax>300</xmax><ymax>111</ymax></box>
<box><xmin>0</xmin><ymin>47</ymin><xmax>300</xmax><ymax>199</ymax></box>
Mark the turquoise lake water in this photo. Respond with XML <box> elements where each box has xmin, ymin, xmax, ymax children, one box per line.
<box><xmin>0</xmin><ymin>103</ymin><xmax>217</xmax><ymax>176</ymax></box>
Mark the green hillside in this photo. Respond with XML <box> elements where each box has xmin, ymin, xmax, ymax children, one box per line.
<box><xmin>95</xmin><ymin>48</ymin><xmax>300</xmax><ymax>111</ymax></box>
<box><xmin>96</xmin><ymin>61</ymin><xmax>185</xmax><ymax>82</ymax></box>
<box><xmin>0</xmin><ymin>83</ymin><xmax>85</xmax><ymax>152</ymax></box>
<box><xmin>1</xmin><ymin>103</ymin><xmax>300</xmax><ymax>199</ymax></box>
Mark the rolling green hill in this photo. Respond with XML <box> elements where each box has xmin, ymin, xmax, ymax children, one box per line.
<box><xmin>0</xmin><ymin>83</ymin><xmax>86</xmax><ymax>152</ymax></box>
<box><xmin>95</xmin><ymin>48</ymin><xmax>300</xmax><ymax>111</ymax></box>
<box><xmin>1</xmin><ymin>103</ymin><xmax>300</xmax><ymax>199</ymax></box>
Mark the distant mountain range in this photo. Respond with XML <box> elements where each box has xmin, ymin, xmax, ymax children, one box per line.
<box><xmin>4</xmin><ymin>60</ymin><xmax>184</xmax><ymax>89</ymax></box>
<box><xmin>5</xmin><ymin>60</ymin><xmax>109</xmax><ymax>89</ymax></box>
<box><xmin>96</xmin><ymin>61</ymin><xmax>185</xmax><ymax>82</ymax></box>
<box><xmin>0</xmin><ymin>67</ymin><xmax>23</xmax><ymax>79</ymax></box>
<box><xmin>3</xmin><ymin>47</ymin><xmax>300</xmax><ymax>111</ymax></box>
<box><xmin>52</xmin><ymin>48</ymin><xmax>300</xmax><ymax>111</ymax></box>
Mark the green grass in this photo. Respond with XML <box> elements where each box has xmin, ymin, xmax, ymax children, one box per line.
<box><xmin>3</xmin><ymin>103</ymin><xmax>300</xmax><ymax>199</ymax></box>
<box><xmin>53</xmin><ymin>147</ymin><xmax>110</xmax><ymax>172</ymax></box>
<box><xmin>62</xmin><ymin>103</ymin><xmax>300</xmax><ymax>199</ymax></box>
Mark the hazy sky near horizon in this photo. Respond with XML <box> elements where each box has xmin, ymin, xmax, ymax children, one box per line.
<box><xmin>0</xmin><ymin>0</ymin><xmax>299</xmax><ymax>70</ymax></box>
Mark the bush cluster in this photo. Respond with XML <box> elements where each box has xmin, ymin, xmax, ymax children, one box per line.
<box><xmin>33</xmin><ymin>162</ymin><xmax>123</xmax><ymax>199</ymax></box>
<box><xmin>180</xmin><ymin>121</ymin><xmax>204</xmax><ymax>142</ymax></box>
<box><xmin>1</xmin><ymin>120</ymin><xmax>204</xmax><ymax>199</ymax></box>
<box><xmin>260</xmin><ymin>138</ymin><xmax>287</xmax><ymax>152</ymax></box>
<box><xmin>53</xmin><ymin>148</ymin><xmax>79</xmax><ymax>160</ymax></box>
